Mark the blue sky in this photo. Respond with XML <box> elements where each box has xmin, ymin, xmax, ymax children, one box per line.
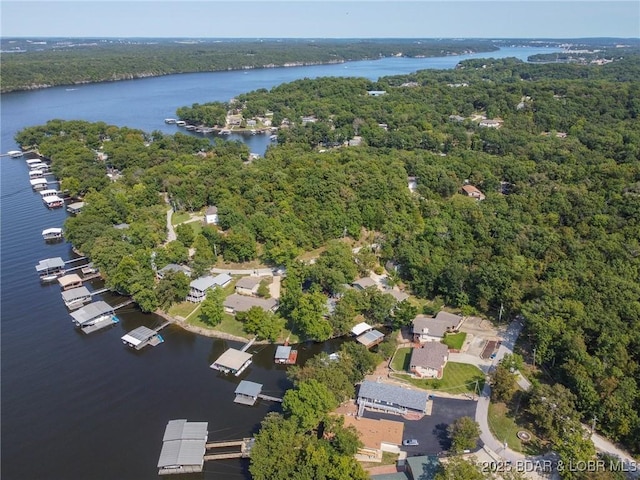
<box><xmin>1</xmin><ymin>1</ymin><xmax>638</xmax><ymax>38</ymax></box>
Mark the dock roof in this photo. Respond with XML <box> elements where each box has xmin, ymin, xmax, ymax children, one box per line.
<box><xmin>35</xmin><ymin>257</ymin><xmax>65</xmax><ymax>272</ymax></box>
<box><xmin>211</xmin><ymin>348</ymin><xmax>252</xmax><ymax>371</ymax></box>
<box><xmin>356</xmin><ymin>329</ymin><xmax>385</xmax><ymax>347</ymax></box>
<box><xmin>61</xmin><ymin>286</ymin><xmax>91</xmax><ymax>301</ymax></box>
<box><xmin>42</xmin><ymin>227</ymin><xmax>63</xmax><ymax>236</ymax></box>
<box><xmin>275</xmin><ymin>345</ymin><xmax>292</xmax><ymax>360</ymax></box>
<box><xmin>358</xmin><ymin>380</ymin><xmax>428</xmax><ymax>412</ymax></box>
<box><xmin>351</xmin><ymin>321</ymin><xmax>373</xmax><ymax>336</ymax></box>
<box><xmin>235</xmin><ymin>380</ymin><xmax>263</xmax><ymax>397</ymax></box>
<box><xmin>121</xmin><ymin>326</ymin><xmax>157</xmax><ymax>347</ymax></box>
<box><xmin>158</xmin><ymin>419</ymin><xmax>207</xmax><ymax>470</ymax></box>
<box><xmin>70</xmin><ymin>301</ymin><xmax>114</xmax><ymax>326</ymax></box>
<box><xmin>58</xmin><ymin>274</ymin><xmax>82</xmax><ymax>289</ymax></box>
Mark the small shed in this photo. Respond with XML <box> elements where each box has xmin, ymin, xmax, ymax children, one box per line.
<box><xmin>234</xmin><ymin>380</ymin><xmax>263</xmax><ymax>406</ymax></box>
<box><xmin>205</xmin><ymin>206</ymin><xmax>219</xmax><ymax>225</ymax></box>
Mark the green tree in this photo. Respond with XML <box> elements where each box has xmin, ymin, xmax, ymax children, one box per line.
<box><xmin>282</xmin><ymin>379</ymin><xmax>338</xmax><ymax>432</ymax></box>
<box><xmin>290</xmin><ymin>289</ymin><xmax>332</xmax><ymax>341</ymax></box>
<box><xmin>156</xmin><ymin>271</ymin><xmax>190</xmax><ymax>309</ymax></box>
<box><xmin>490</xmin><ymin>364</ymin><xmax>519</xmax><ymax>404</ymax></box>
<box><xmin>434</xmin><ymin>456</ymin><xmax>489</xmax><ymax>480</ymax></box>
<box><xmin>447</xmin><ymin>416</ymin><xmax>481</xmax><ymax>453</ymax></box>
<box><xmin>175</xmin><ymin>222</ymin><xmax>195</xmax><ymax>246</ymax></box>
<box><xmin>237</xmin><ymin>307</ymin><xmax>284</xmax><ymax>342</ymax></box>
<box><xmin>392</xmin><ymin>299</ymin><xmax>418</xmax><ymax>328</ymax></box>
<box><xmin>199</xmin><ymin>287</ymin><xmax>224</xmax><ymax>326</ymax></box>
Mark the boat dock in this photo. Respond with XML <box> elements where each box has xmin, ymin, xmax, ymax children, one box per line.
<box><xmin>233</xmin><ymin>380</ymin><xmax>283</xmax><ymax>406</ymax></box>
<box><xmin>121</xmin><ymin>321</ymin><xmax>170</xmax><ymax>350</ymax></box>
<box><xmin>203</xmin><ymin>438</ymin><xmax>254</xmax><ymax>460</ymax></box>
<box><xmin>70</xmin><ymin>300</ymin><xmax>119</xmax><ymax>334</ymax></box>
<box><xmin>240</xmin><ymin>337</ymin><xmax>255</xmax><ymax>352</ymax></box>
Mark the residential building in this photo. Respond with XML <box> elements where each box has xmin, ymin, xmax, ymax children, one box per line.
<box><xmin>461</xmin><ymin>184</ymin><xmax>486</xmax><ymax>201</ymax></box>
<box><xmin>157</xmin><ymin>263</ymin><xmax>192</xmax><ymax>280</ymax></box>
<box><xmin>186</xmin><ymin>273</ymin><xmax>232</xmax><ymax>303</ymax></box>
<box><xmin>223</xmin><ymin>293</ymin><xmax>278</xmax><ymax>315</ymax></box>
<box><xmin>357</xmin><ymin>380</ymin><xmax>429</xmax><ymax>416</ymax></box>
<box><xmin>409</xmin><ymin>343</ymin><xmax>449</xmax><ymax>379</ymax></box>
<box><xmin>341</xmin><ymin>416</ymin><xmax>404</xmax><ymax>462</ymax></box>
<box><xmin>412</xmin><ymin>311</ymin><xmax>463</xmax><ymax>343</ymax></box>
<box><xmin>235</xmin><ymin>276</ymin><xmax>268</xmax><ymax>297</ymax></box>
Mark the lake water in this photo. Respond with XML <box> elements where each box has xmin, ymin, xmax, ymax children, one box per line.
<box><xmin>0</xmin><ymin>46</ymin><xmax>560</xmax><ymax>480</ymax></box>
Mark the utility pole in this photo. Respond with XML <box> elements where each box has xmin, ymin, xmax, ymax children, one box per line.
<box><xmin>532</xmin><ymin>347</ymin><xmax>536</xmax><ymax>368</ymax></box>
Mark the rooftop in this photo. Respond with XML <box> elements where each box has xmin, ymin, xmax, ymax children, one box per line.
<box><xmin>158</xmin><ymin>419</ymin><xmax>208</xmax><ymax>470</ymax></box>
<box><xmin>190</xmin><ymin>273</ymin><xmax>231</xmax><ymax>292</ymax></box>
<box><xmin>358</xmin><ymin>380</ymin><xmax>428</xmax><ymax>412</ymax></box>
<box><xmin>211</xmin><ymin>348</ymin><xmax>252</xmax><ymax>371</ymax></box>
<box><xmin>341</xmin><ymin>416</ymin><xmax>404</xmax><ymax>450</ymax></box>
<box><xmin>406</xmin><ymin>455</ymin><xmax>440</xmax><ymax>480</ymax></box>
<box><xmin>235</xmin><ymin>276</ymin><xmax>265</xmax><ymax>290</ymax></box>
<box><xmin>121</xmin><ymin>326</ymin><xmax>157</xmax><ymax>347</ymax></box>
<box><xmin>410</xmin><ymin>343</ymin><xmax>449</xmax><ymax>370</ymax></box>
<box><xmin>275</xmin><ymin>345</ymin><xmax>292</xmax><ymax>360</ymax></box>
<box><xmin>413</xmin><ymin>312</ymin><xmax>462</xmax><ymax>338</ymax></box>
<box><xmin>352</xmin><ymin>277</ymin><xmax>378</xmax><ymax>290</ymax></box>
<box><xmin>61</xmin><ymin>286</ymin><xmax>91</xmax><ymax>301</ymax></box>
<box><xmin>35</xmin><ymin>257</ymin><xmax>65</xmax><ymax>272</ymax></box>
<box><xmin>356</xmin><ymin>329</ymin><xmax>385</xmax><ymax>347</ymax></box>
<box><xmin>351</xmin><ymin>321</ymin><xmax>373</xmax><ymax>336</ymax></box>
<box><xmin>58</xmin><ymin>274</ymin><xmax>82</xmax><ymax>288</ymax></box>
<box><xmin>234</xmin><ymin>380</ymin><xmax>262</xmax><ymax>398</ymax></box>
<box><xmin>223</xmin><ymin>294</ymin><xmax>277</xmax><ymax>313</ymax></box>
<box><xmin>70</xmin><ymin>301</ymin><xmax>114</xmax><ymax>326</ymax></box>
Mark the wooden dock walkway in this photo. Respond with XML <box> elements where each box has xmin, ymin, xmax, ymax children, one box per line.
<box><xmin>203</xmin><ymin>438</ymin><xmax>254</xmax><ymax>460</ymax></box>
<box><xmin>90</xmin><ymin>287</ymin><xmax>110</xmax><ymax>296</ymax></box>
<box><xmin>240</xmin><ymin>337</ymin><xmax>255</xmax><ymax>352</ymax></box>
<box><xmin>154</xmin><ymin>321</ymin><xmax>171</xmax><ymax>332</ymax></box>
<box><xmin>113</xmin><ymin>299</ymin><xmax>135</xmax><ymax>310</ymax></box>
<box><xmin>64</xmin><ymin>257</ymin><xmax>87</xmax><ymax>264</ymax></box>
<box><xmin>257</xmin><ymin>393</ymin><xmax>283</xmax><ymax>403</ymax></box>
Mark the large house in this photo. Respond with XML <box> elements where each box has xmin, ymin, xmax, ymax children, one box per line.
<box><xmin>341</xmin><ymin>416</ymin><xmax>404</xmax><ymax>462</ymax></box>
<box><xmin>223</xmin><ymin>294</ymin><xmax>278</xmax><ymax>315</ymax></box>
<box><xmin>412</xmin><ymin>311</ymin><xmax>463</xmax><ymax>343</ymax></box>
<box><xmin>357</xmin><ymin>380</ymin><xmax>429</xmax><ymax>416</ymax></box>
<box><xmin>409</xmin><ymin>343</ymin><xmax>449</xmax><ymax>379</ymax></box>
<box><xmin>186</xmin><ymin>273</ymin><xmax>232</xmax><ymax>303</ymax></box>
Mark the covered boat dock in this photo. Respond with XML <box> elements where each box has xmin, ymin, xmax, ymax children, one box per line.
<box><xmin>66</xmin><ymin>202</ymin><xmax>85</xmax><ymax>214</ymax></box>
<box><xmin>61</xmin><ymin>286</ymin><xmax>92</xmax><ymax>310</ymax></box>
<box><xmin>274</xmin><ymin>345</ymin><xmax>298</xmax><ymax>365</ymax></box>
<box><xmin>35</xmin><ymin>257</ymin><xmax>66</xmax><ymax>281</ymax></box>
<box><xmin>234</xmin><ymin>380</ymin><xmax>263</xmax><ymax>406</ymax></box>
<box><xmin>70</xmin><ymin>300</ymin><xmax>118</xmax><ymax>334</ymax></box>
<box><xmin>58</xmin><ymin>273</ymin><xmax>83</xmax><ymax>291</ymax></box>
<box><xmin>356</xmin><ymin>329</ymin><xmax>385</xmax><ymax>349</ymax></box>
<box><xmin>158</xmin><ymin>419</ymin><xmax>208</xmax><ymax>476</ymax></box>
<box><xmin>42</xmin><ymin>227</ymin><xmax>63</xmax><ymax>241</ymax></box>
<box><xmin>121</xmin><ymin>325</ymin><xmax>165</xmax><ymax>350</ymax></box>
<box><xmin>210</xmin><ymin>348</ymin><xmax>252</xmax><ymax>376</ymax></box>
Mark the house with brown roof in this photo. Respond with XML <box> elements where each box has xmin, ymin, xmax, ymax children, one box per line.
<box><xmin>461</xmin><ymin>184</ymin><xmax>486</xmax><ymax>201</ymax></box>
<box><xmin>409</xmin><ymin>342</ymin><xmax>449</xmax><ymax>379</ymax></box>
<box><xmin>341</xmin><ymin>416</ymin><xmax>404</xmax><ymax>462</ymax></box>
<box><xmin>412</xmin><ymin>311</ymin><xmax>463</xmax><ymax>343</ymax></box>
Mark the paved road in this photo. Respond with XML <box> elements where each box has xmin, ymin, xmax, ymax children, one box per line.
<box><xmin>165</xmin><ymin>207</ymin><xmax>177</xmax><ymax>243</ymax></box>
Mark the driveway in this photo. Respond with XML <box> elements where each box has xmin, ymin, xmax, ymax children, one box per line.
<box><xmin>363</xmin><ymin>397</ymin><xmax>478</xmax><ymax>456</ymax></box>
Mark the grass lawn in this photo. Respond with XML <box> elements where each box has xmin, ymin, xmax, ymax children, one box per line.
<box><xmin>171</xmin><ymin>211</ymin><xmax>191</xmax><ymax>225</ymax></box>
<box><xmin>360</xmin><ymin>451</ymin><xmax>399</xmax><ymax>469</ymax></box>
<box><xmin>168</xmin><ymin>301</ymin><xmax>200</xmax><ymax>319</ymax></box>
<box><xmin>488</xmin><ymin>402</ymin><xmax>523</xmax><ymax>452</ymax></box>
<box><xmin>443</xmin><ymin>332</ymin><xmax>467</xmax><ymax>350</ymax></box>
<box><xmin>394</xmin><ymin>362</ymin><xmax>485</xmax><ymax>394</ymax></box>
<box><xmin>213</xmin><ymin>314</ymin><xmax>249</xmax><ymax>338</ymax></box>
<box><xmin>188</xmin><ymin>222</ymin><xmax>203</xmax><ymax>235</ymax></box>
<box><xmin>391</xmin><ymin>347</ymin><xmax>411</xmax><ymax>371</ymax></box>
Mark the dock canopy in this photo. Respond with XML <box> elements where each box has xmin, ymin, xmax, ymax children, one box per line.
<box><xmin>234</xmin><ymin>380</ymin><xmax>263</xmax><ymax>405</ymax></box>
<box><xmin>66</xmin><ymin>201</ymin><xmax>85</xmax><ymax>214</ymax></box>
<box><xmin>58</xmin><ymin>274</ymin><xmax>83</xmax><ymax>290</ymax></box>
<box><xmin>42</xmin><ymin>227</ymin><xmax>63</xmax><ymax>238</ymax></box>
<box><xmin>35</xmin><ymin>257</ymin><xmax>65</xmax><ymax>273</ymax></box>
<box><xmin>351</xmin><ymin>322</ymin><xmax>373</xmax><ymax>336</ymax></box>
<box><xmin>121</xmin><ymin>326</ymin><xmax>157</xmax><ymax>348</ymax></box>
<box><xmin>61</xmin><ymin>286</ymin><xmax>91</xmax><ymax>304</ymax></box>
<box><xmin>356</xmin><ymin>329</ymin><xmax>385</xmax><ymax>348</ymax></box>
<box><xmin>30</xmin><ymin>178</ymin><xmax>48</xmax><ymax>188</ymax></box>
<box><xmin>158</xmin><ymin>419</ymin><xmax>208</xmax><ymax>475</ymax></box>
<box><xmin>210</xmin><ymin>348</ymin><xmax>252</xmax><ymax>375</ymax></box>
<box><xmin>70</xmin><ymin>301</ymin><xmax>114</xmax><ymax>326</ymax></box>
<box><xmin>274</xmin><ymin>345</ymin><xmax>292</xmax><ymax>362</ymax></box>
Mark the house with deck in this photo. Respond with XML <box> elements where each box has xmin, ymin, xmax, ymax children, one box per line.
<box><xmin>357</xmin><ymin>380</ymin><xmax>429</xmax><ymax>416</ymax></box>
<box><xmin>223</xmin><ymin>294</ymin><xmax>277</xmax><ymax>315</ymax></box>
<box><xmin>409</xmin><ymin>342</ymin><xmax>449</xmax><ymax>379</ymax></box>
<box><xmin>412</xmin><ymin>311</ymin><xmax>462</xmax><ymax>343</ymax></box>
<box><xmin>186</xmin><ymin>273</ymin><xmax>232</xmax><ymax>303</ymax></box>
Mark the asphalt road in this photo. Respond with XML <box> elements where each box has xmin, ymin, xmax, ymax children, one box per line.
<box><xmin>363</xmin><ymin>397</ymin><xmax>478</xmax><ymax>456</ymax></box>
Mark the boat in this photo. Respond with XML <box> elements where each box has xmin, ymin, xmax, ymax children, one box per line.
<box><xmin>164</xmin><ymin>118</ymin><xmax>177</xmax><ymax>124</ymax></box>
<box><xmin>185</xmin><ymin>125</ymin><xmax>196</xmax><ymax>131</ymax></box>
<box><xmin>42</xmin><ymin>227</ymin><xmax>64</xmax><ymax>241</ymax></box>
<box><xmin>175</xmin><ymin>120</ymin><xmax>186</xmax><ymax>127</ymax></box>
<box><xmin>219</xmin><ymin>129</ymin><xmax>231</xmax><ymax>135</ymax></box>
<box><xmin>269</xmin><ymin>134</ymin><xmax>278</xmax><ymax>141</ymax></box>
<box><xmin>250</xmin><ymin>129</ymin><xmax>257</xmax><ymax>135</ymax></box>
<box><xmin>8</xmin><ymin>150</ymin><xmax>23</xmax><ymax>158</ymax></box>
<box><xmin>30</xmin><ymin>178</ymin><xmax>48</xmax><ymax>190</ymax></box>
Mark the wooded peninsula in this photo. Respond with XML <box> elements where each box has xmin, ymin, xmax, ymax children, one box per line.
<box><xmin>13</xmin><ymin>45</ymin><xmax>640</xmax><ymax>478</ymax></box>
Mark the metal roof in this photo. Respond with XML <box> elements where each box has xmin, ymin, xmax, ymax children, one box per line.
<box><xmin>67</xmin><ymin>202</ymin><xmax>85</xmax><ymax>210</ymax></box>
<box><xmin>42</xmin><ymin>227</ymin><xmax>63</xmax><ymax>236</ymax></box>
<box><xmin>35</xmin><ymin>257</ymin><xmax>65</xmax><ymax>272</ymax></box>
<box><xmin>356</xmin><ymin>329</ymin><xmax>385</xmax><ymax>346</ymax></box>
<box><xmin>235</xmin><ymin>276</ymin><xmax>264</xmax><ymax>289</ymax></box>
<box><xmin>274</xmin><ymin>345</ymin><xmax>292</xmax><ymax>360</ymax></box>
<box><xmin>211</xmin><ymin>348</ymin><xmax>252</xmax><ymax>371</ymax></box>
<box><xmin>351</xmin><ymin>321</ymin><xmax>373</xmax><ymax>336</ymax></box>
<box><xmin>352</xmin><ymin>277</ymin><xmax>378</xmax><ymax>289</ymax></box>
<box><xmin>234</xmin><ymin>380</ymin><xmax>262</xmax><ymax>397</ymax></box>
<box><xmin>121</xmin><ymin>326</ymin><xmax>157</xmax><ymax>346</ymax></box>
<box><xmin>223</xmin><ymin>294</ymin><xmax>277</xmax><ymax>313</ymax></box>
<box><xmin>30</xmin><ymin>178</ymin><xmax>47</xmax><ymax>186</ymax></box>
<box><xmin>61</xmin><ymin>286</ymin><xmax>91</xmax><ymax>301</ymax></box>
<box><xmin>70</xmin><ymin>301</ymin><xmax>114</xmax><ymax>325</ymax></box>
<box><xmin>358</xmin><ymin>380</ymin><xmax>428</xmax><ymax>412</ymax></box>
<box><xmin>58</xmin><ymin>274</ymin><xmax>82</xmax><ymax>288</ymax></box>
<box><xmin>189</xmin><ymin>273</ymin><xmax>232</xmax><ymax>292</ymax></box>
<box><xmin>158</xmin><ymin>420</ymin><xmax>207</xmax><ymax>469</ymax></box>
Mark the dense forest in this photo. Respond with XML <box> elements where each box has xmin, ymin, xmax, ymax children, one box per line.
<box><xmin>15</xmin><ymin>54</ymin><xmax>640</xmax><ymax>464</ymax></box>
<box><xmin>0</xmin><ymin>37</ymin><xmax>499</xmax><ymax>93</ymax></box>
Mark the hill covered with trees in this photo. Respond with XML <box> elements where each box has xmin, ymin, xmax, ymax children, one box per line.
<box><xmin>15</xmin><ymin>54</ymin><xmax>640</xmax><ymax>458</ymax></box>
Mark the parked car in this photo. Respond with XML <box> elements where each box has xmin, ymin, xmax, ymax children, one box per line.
<box><xmin>403</xmin><ymin>439</ymin><xmax>419</xmax><ymax>446</ymax></box>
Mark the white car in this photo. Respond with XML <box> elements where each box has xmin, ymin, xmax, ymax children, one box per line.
<box><xmin>403</xmin><ymin>439</ymin><xmax>419</xmax><ymax>446</ymax></box>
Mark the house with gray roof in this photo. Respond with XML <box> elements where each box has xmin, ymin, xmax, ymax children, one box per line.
<box><xmin>223</xmin><ymin>293</ymin><xmax>278</xmax><ymax>315</ymax></box>
<box><xmin>412</xmin><ymin>311</ymin><xmax>462</xmax><ymax>343</ymax></box>
<box><xmin>352</xmin><ymin>277</ymin><xmax>378</xmax><ymax>290</ymax></box>
<box><xmin>157</xmin><ymin>263</ymin><xmax>192</xmax><ymax>280</ymax></box>
<box><xmin>235</xmin><ymin>276</ymin><xmax>268</xmax><ymax>296</ymax></box>
<box><xmin>357</xmin><ymin>380</ymin><xmax>428</xmax><ymax>416</ymax></box>
<box><xmin>186</xmin><ymin>273</ymin><xmax>232</xmax><ymax>303</ymax></box>
<box><xmin>409</xmin><ymin>343</ymin><xmax>449</xmax><ymax>379</ymax></box>
<box><xmin>157</xmin><ymin>419</ymin><xmax>208</xmax><ymax>475</ymax></box>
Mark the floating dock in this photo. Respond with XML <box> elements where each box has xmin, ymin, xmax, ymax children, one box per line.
<box><xmin>35</xmin><ymin>257</ymin><xmax>66</xmax><ymax>282</ymax></box>
<box><xmin>203</xmin><ymin>438</ymin><xmax>254</xmax><ymax>461</ymax></box>
<box><xmin>210</xmin><ymin>348</ymin><xmax>252</xmax><ymax>376</ymax></box>
<box><xmin>274</xmin><ymin>345</ymin><xmax>298</xmax><ymax>365</ymax></box>
<box><xmin>121</xmin><ymin>322</ymin><xmax>170</xmax><ymax>350</ymax></box>
<box><xmin>42</xmin><ymin>227</ymin><xmax>63</xmax><ymax>241</ymax></box>
<box><xmin>233</xmin><ymin>380</ymin><xmax>283</xmax><ymax>406</ymax></box>
<box><xmin>157</xmin><ymin>419</ymin><xmax>208</xmax><ymax>476</ymax></box>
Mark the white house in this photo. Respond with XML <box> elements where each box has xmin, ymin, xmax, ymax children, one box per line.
<box><xmin>205</xmin><ymin>206</ymin><xmax>219</xmax><ymax>225</ymax></box>
<box><xmin>186</xmin><ymin>273</ymin><xmax>232</xmax><ymax>303</ymax></box>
